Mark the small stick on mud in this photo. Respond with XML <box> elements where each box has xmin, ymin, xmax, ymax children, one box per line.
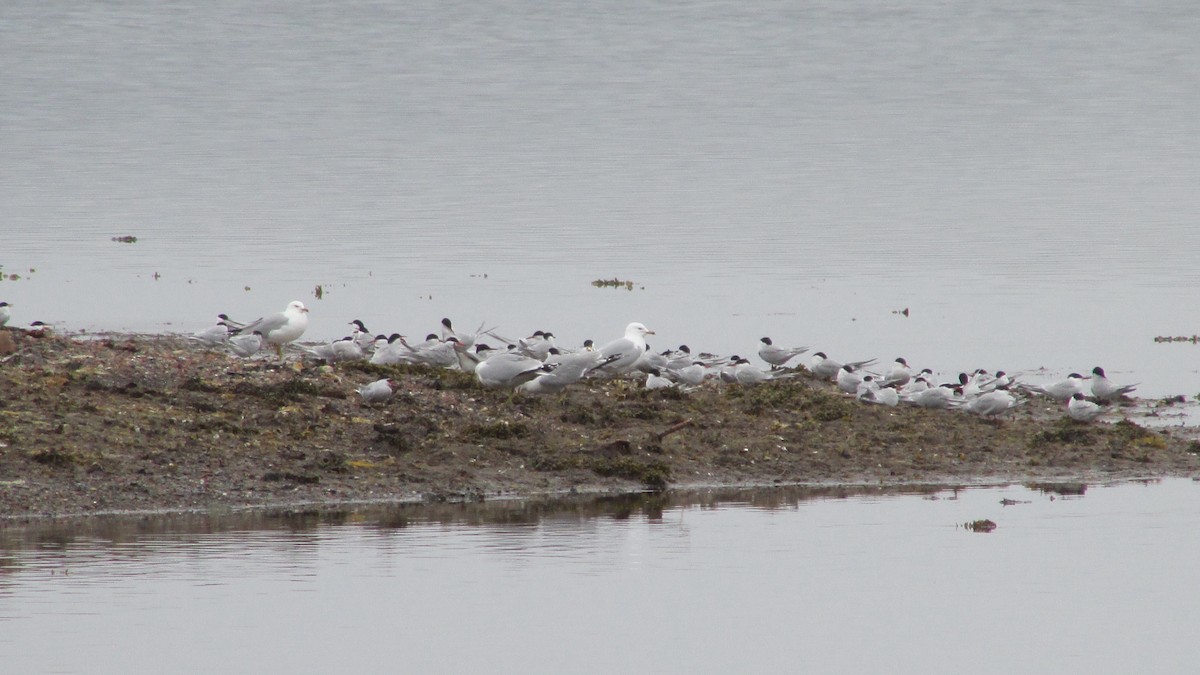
<box><xmin>653</xmin><ymin>419</ymin><xmax>693</xmax><ymax>443</ymax></box>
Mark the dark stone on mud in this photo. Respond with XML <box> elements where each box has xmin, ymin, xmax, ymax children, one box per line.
<box><xmin>29</xmin><ymin>448</ymin><xmax>76</xmax><ymax>468</ymax></box>
<box><xmin>310</xmin><ymin>451</ymin><xmax>348</xmax><ymax>474</ymax></box>
<box><xmin>261</xmin><ymin>471</ymin><xmax>320</xmax><ymax>485</ymax></box>
<box><xmin>595</xmin><ymin>440</ymin><xmax>633</xmax><ymax>458</ymax></box>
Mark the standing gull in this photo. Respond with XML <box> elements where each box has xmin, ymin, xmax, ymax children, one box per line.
<box><xmin>590</xmin><ymin>322</ymin><xmax>655</xmax><ymax>377</ymax></box>
<box><xmin>231</xmin><ymin>300</ymin><xmax>309</xmax><ymax>358</ymax></box>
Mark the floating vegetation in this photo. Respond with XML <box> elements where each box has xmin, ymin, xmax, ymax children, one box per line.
<box><xmin>314</xmin><ymin>284</ymin><xmax>324</xmax><ymax>300</ymax></box>
<box><xmin>592</xmin><ymin>278</ymin><xmax>640</xmax><ymax>291</ymax></box>
<box><xmin>963</xmin><ymin>519</ymin><xmax>997</xmax><ymax>533</ymax></box>
<box><xmin>891</xmin><ymin>307</ymin><xmax>910</xmax><ymax>317</ymax></box>
<box><xmin>111</xmin><ymin>235</ymin><xmax>138</xmax><ymax>243</ymax></box>
<box><xmin>1153</xmin><ymin>335</ymin><xmax>1200</xmax><ymax>343</ymax></box>
<box><xmin>1</xmin><ymin>265</ymin><xmax>35</xmax><ymax>282</ymax></box>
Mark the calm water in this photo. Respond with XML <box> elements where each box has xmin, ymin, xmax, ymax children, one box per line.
<box><xmin>2</xmin><ymin>480</ymin><xmax>1199</xmax><ymax>673</ymax></box>
<box><xmin>4</xmin><ymin>0</ymin><xmax>1200</xmax><ymax>397</ymax></box>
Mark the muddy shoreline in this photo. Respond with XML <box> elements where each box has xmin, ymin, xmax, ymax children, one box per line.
<box><xmin>2</xmin><ymin>329</ymin><xmax>1198</xmax><ymax>519</ymax></box>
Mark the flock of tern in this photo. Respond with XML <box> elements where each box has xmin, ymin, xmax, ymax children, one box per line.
<box><xmin>179</xmin><ymin>299</ymin><xmax>1141</xmax><ymax>424</ymax></box>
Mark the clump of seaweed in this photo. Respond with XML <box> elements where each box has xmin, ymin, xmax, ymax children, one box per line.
<box><xmin>590</xmin><ymin>456</ymin><xmax>671</xmax><ymax>491</ymax></box>
<box><xmin>529</xmin><ymin>453</ymin><xmax>584</xmax><ymax>472</ymax></box>
<box><xmin>463</xmin><ymin>420</ymin><xmax>530</xmax><ymax>441</ymax></box>
<box><xmin>1030</xmin><ymin>419</ymin><xmax>1094</xmax><ymax>446</ymax></box>
<box><xmin>29</xmin><ymin>448</ymin><xmax>79</xmax><ymax>468</ymax></box>
<box><xmin>232</xmin><ymin>378</ymin><xmax>344</xmax><ymax>404</ymax></box>
<box><xmin>591</xmin><ymin>278</ymin><xmax>639</xmax><ymax>291</ymax></box>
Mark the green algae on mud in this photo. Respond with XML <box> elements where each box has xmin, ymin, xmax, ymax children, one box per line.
<box><xmin>1</xmin><ymin>329</ymin><xmax>1199</xmax><ymax>518</ymax></box>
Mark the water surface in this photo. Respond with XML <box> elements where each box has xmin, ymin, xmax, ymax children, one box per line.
<box><xmin>3</xmin><ymin>480</ymin><xmax>1199</xmax><ymax>673</ymax></box>
<box><xmin>3</xmin><ymin>0</ymin><xmax>1199</xmax><ymax>396</ymax></box>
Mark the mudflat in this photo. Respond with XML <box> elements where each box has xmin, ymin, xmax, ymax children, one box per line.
<box><xmin>1</xmin><ymin>329</ymin><xmax>1197</xmax><ymax>519</ymax></box>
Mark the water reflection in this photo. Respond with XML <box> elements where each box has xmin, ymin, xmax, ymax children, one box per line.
<box><xmin>0</xmin><ymin>484</ymin><xmax>942</xmax><ymax>557</ymax></box>
<box><xmin>2</xmin><ymin>480</ymin><xmax>1199</xmax><ymax>673</ymax></box>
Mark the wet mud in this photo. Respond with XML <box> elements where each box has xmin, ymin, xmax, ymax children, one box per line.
<box><xmin>2</xmin><ymin>330</ymin><xmax>1198</xmax><ymax>518</ymax></box>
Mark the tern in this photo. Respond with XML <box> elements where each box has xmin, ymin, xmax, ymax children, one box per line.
<box><xmin>902</xmin><ymin>384</ymin><xmax>959</xmax><ymax>409</ymax></box>
<box><xmin>980</xmin><ymin>370</ymin><xmax>1017</xmax><ymax>392</ymax></box>
<box><xmin>1067</xmin><ymin>393</ymin><xmax>1103</xmax><ymax>422</ymax></box>
<box><xmin>330</xmin><ymin>336</ymin><xmax>365</xmax><ymax>362</ymax></box>
<box><xmin>757</xmin><ymin>337</ymin><xmax>809</xmax><ymax>369</ymax></box>
<box><xmin>357</xmin><ymin>378</ymin><xmax>396</xmax><ymax>404</ymax></box>
<box><xmin>440</xmin><ymin>317</ymin><xmax>502</xmax><ymax>349</ymax></box>
<box><xmin>189</xmin><ymin>319</ymin><xmax>231</xmax><ymax>346</ymax></box>
<box><xmin>731</xmin><ymin>357</ymin><xmax>796</xmax><ymax>386</ymax></box>
<box><xmin>517</xmin><ymin>331</ymin><xmax>557</xmax><ymax>361</ymax></box>
<box><xmin>414</xmin><ymin>337</ymin><xmax>462</xmax><ymax>368</ymax></box>
<box><xmin>518</xmin><ymin>348</ymin><xmax>619</xmax><ymax>394</ymax></box>
<box><xmin>348</xmin><ymin>320</ymin><xmax>376</xmax><ymax>350</ymax></box>
<box><xmin>0</xmin><ymin>301</ymin><xmax>12</xmax><ymax>327</ymax></box>
<box><xmin>1025</xmin><ymin>373</ymin><xmax>1089</xmax><ymax>402</ymax></box>
<box><xmin>1090</xmin><ymin>366</ymin><xmax>1138</xmax><ymax>402</ymax></box>
<box><xmin>836</xmin><ymin>364</ymin><xmax>866</xmax><ymax>394</ymax></box>
<box><xmin>958</xmin><ymin>372</ymin><xmax>984</xmax><ymax>400</ymax></box>
<box><xmin>671</xmin><ymin>361</ymin><xmax>713</xmax><ymax>387</ymax></box>
<box><xmin>719</xmin><ymin>357</ymin><xmax>742</xmax><ymax>383</ymax></box>
<box><xmin>855</xmin><ymin>376</ymin><xmax>880</xmax><ymax>401</ymax></box>
<box><xmin>440</xmin><ymin>317</ymin><xmax>472</xmax><ymax>347</ymax></box>
<box><xmin>664</xmin><ymin>345</ymin><xmax>696</xmax><ymax>371</ymax></box>
<box><xmin>879</xmin><ymin>358</ymin><xmax>912</xmax><ymax>388</ymax></box>
<box><xmin>227</xmin><ymin>331</ymin><xmax>264</xmax><ymax>357</ymax></box>
<box><xmin>859</xmin><ymin>378</ymin><xmax>900</xmax><ymax>406</ymax></box>
<box><xmin>645</xmin><ymin>369</ymin><xmax>675</xmax><ymax>390</ymax></box>
<box><xmin>634</xmin><ymin>347</ymin><xmax>670</xmax><ymax>374</ymax></box>
<box><xmin>475</xmin><ymin>352</ymin><xmax>553</xmax><ymax>389</ymax></box>
<box><xmin>302</xmin><ymin>336</ymin><xmax>364</xmax><ymax>364</ymax></box>
<box><xmin>963</xmin><ymin>390</ymin><xmax>1017</xmax><ymax>418</ymax></box>
<box><xmin>303</xmin><ymin>340</ymin><xmax>338</xmax><ymax>363</ymax></box>
<box><xmin>231</xmin><ymin>301</ymin><xmax>309</xmax><ymax>358</ymax></box>
<box><xmin>369</xmin><ymin>334</ymin><xmax>412</xmax><ymax>365</ymax></box>
<box><xmin>216</xmin><ymin>313</ymin><xmax>245</xmax><ymax>330</ymax></box>
<box><xmin>899</xmin><ymin>375</ymin><xmax>932</xmax><ymax>396</ymax></box>
<box><xmin>810</xmin><ymin>352</ymin><xmax>876</xmax><ymax>381</ymax></box>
